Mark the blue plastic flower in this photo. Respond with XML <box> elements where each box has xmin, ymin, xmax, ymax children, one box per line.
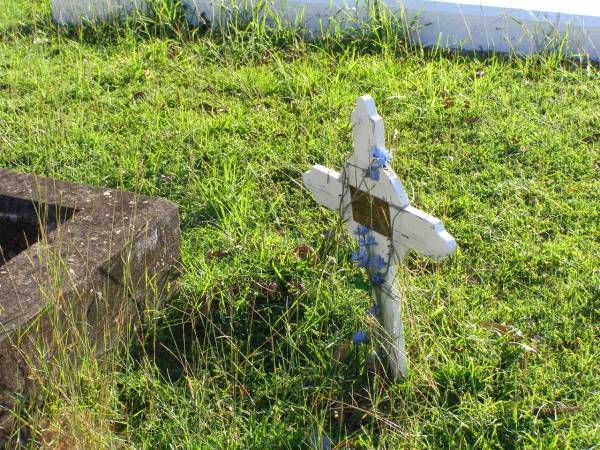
<box><xmin>371</xmin><ymin>273</ymin><xmax>385</xmax><ymax>286</ymax></box>
<box><xmin>350</xmin><ymin>248</ymin><xmax>369</xmax><ymax>267</ymax></box>
<box><xmin>367</xmin><ymin>303</ymin><xmax>379</xmax><ymax>316</ymax></box>
<box><xmin>366</xmin><ymin>167</ymin><xmax>380</xmax><ymax>181</ymax></box>
<box><xmin>367</xmin><ymin>255</ymin><xmax>386</xmax><ymax>272</ymax></box>
<box><xmin>354</xmin><ymin>225</ymin><xmax>370</xmax><ymax>236</ymax></box>
<box><xmin>371</xmin><ymin>148</ymin><xmax>392</xmax><ymax>168</ymax></box>
<box><xmin>358</xmin><ymin>235</ymin><xmax>377</xmax><ymax>247</ymax></box>
<box><xmin>352</xmin><ymin>330</ymin><xmax>369</xmax><ymax>345</ymax></box>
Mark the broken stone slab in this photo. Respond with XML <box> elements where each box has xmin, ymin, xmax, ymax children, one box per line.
<box><xmin>0</xmin><ymin>169</ymin><xmax>180</xmax><ymax>441</ymax></box>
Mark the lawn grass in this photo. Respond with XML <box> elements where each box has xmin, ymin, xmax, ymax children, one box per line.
<box><xmin>0</xmin><ymin>0</ymin><xmax>599</xmax><ymax>448</ymax></box>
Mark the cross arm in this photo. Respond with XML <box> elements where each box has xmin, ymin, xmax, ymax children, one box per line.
<box><xmin>391</xmin><ymin>206</ymin><xmax>456</xmax><ymax>260</ymax></box>
<box><xmin>302</xmin><ymin>164</ymin><xmax>344</xmax><ymax>211</ymax></box>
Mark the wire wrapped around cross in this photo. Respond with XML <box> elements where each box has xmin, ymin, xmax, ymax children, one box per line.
<box><xmin>303</xmin><ymin>95</ymin><xmax>456</xmax><ymax>379</ymax></box>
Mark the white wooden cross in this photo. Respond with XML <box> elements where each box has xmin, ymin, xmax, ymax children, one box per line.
<box><xmin>303</xmin><ymin>95</ymin><xmax>456</xmax><ymax>379</ymax></box>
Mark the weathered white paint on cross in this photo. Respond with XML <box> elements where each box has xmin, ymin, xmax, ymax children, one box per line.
<box><xmin>303</xmin><ymin>95</ymin><xmax>456</xmax><ymax>379</ymax></box>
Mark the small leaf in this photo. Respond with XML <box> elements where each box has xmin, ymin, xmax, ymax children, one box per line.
<box><xmin>333</xmin><ymin>340</ymin><xmax>351</xmax><ymax>363</ymax></box>
<box><xmin>582</xmin><ymin>133</ymin><xmax>600</xmax><ymax>144</ymax></box>
<box><xmin>481</xmin><ymin>321</ymin><xmax>523</xmax><ymax>340</ymax></box>
<box><xmin>533</xmin><ymin>404</ymin><xmax>581</xmax><ymax>418</ymax></box>
<box><xmin>481</xmin><ymin>321</ymin><xmax>509</xmax><ymax>334</ymax></box>
<box><xmin>206</xmin><ymin>249</ymin><xmax>230</xmax><ymax>261</ymax></box>
<box><xmin>295</xmin><ymin>244</ymin><xmax>314</xmax><ymax>260</ymax></box>
<box><xmin>514</xmin><ymin>342</ymin><xmax>538</xmax><ymax>353</ymax></box>
<box><xmin>443</xmin><ymin>95</ymin><xmax>455</xmax><ymax>108</ymax></box>
<box><xmin>167</xmin><ymin>42</ymin><xmax>181</xmax><ymax>59</ymax></box>
<box><xmin>251</xmin><ymin>279</ymin><xmax>280</xmax><ymax>298</ymax></box>
<box><xmin>288</xmin><ymin>280</ymin><xmax>306</xmax><ymax>293</ymax></box>
<box><xmin>239</xmin><ymin>384</ymin><xmax>251</xmax><ymax>397</ymax></box>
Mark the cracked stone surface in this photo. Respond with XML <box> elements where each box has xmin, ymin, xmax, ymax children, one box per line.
<box><xmin>0</xmin><ymin>169</ymin><xmax>180</xmax><ymax>442</ymax></box>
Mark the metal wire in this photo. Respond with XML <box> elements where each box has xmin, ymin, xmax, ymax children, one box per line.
<box><xmin>335</xmin><ymin>157</ymin><xmax>407</xmax><ymax>306</ymax></box>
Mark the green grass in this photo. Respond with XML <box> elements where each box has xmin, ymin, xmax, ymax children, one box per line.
<box><xmin>1</xmin><ymin>0</ymin><xmax>599</xmax><ymax>448</ymax></box>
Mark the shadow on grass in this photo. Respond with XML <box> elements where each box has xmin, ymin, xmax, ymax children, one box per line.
<box><xmin>123</xmin><ymin>260</ymin><xmax>396</xmax><ymax>443</ymax></box>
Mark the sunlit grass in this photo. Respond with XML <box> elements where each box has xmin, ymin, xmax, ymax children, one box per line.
<box><xmin>0</xmin><ymin>0</ymin><xmax>598</xmax><ymax>448</ymax></box>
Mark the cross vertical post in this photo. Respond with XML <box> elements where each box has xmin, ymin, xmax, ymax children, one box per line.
<box><xmin>303</xmin><ymin>95</ymin><xmax>456</xmax><ymax>379</ymax></box>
